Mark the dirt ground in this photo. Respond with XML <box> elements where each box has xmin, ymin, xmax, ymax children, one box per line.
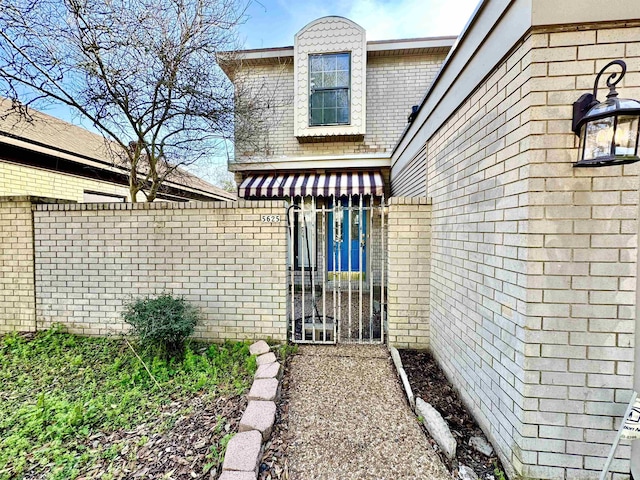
<box><xmin>400</xmin><ymin>349</ymin><xmax>504</xmax><ymax>479</ymax></box>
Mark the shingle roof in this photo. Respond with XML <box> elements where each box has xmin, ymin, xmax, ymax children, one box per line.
<box><xmin>0</xmin><ymin>99</ymin><xmax>236</xmax><ymax>201</ymax></box>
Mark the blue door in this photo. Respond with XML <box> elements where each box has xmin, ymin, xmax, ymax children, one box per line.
<box><xmin>327</xmin><ymin>198</ymin><xmax>366</xmax><ymax>273</ymax></box>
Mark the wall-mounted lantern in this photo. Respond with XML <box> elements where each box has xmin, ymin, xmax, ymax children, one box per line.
<box><xmin>573</xmin><ymin>60</ymin><xmax>640</xmax><ymax>167</ymax></box>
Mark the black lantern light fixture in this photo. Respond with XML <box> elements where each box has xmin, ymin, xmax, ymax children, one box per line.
<box><xmin>573</xmin><ymin>60</ymin><xmax>640</xmax><ymax>167</ymax></box>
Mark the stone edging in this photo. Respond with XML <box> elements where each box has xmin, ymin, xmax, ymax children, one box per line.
<box><xmin>219</xmin><ymin>341</ymin><xmax>283</xmax><ymax>480</ymax></box>
<box><xmin>389</xmin><ymin>346</ymin><xmax>415</xmax><ymax>409</ymax></box>
<box><xmin>389</xmin><ymin>346</ymin><xmax>496</xmax><ymax>479</ymax></box>
<box><xmin>388</xmin><ymin>346</ymin><xmax>457</xmax><ymax>460</ymax></box>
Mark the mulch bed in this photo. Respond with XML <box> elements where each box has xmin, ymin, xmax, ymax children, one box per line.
<box><xmin>71</xmin><ymin>394</ymin><xmax>247</xmax><ymax>480</ymax></box>
<box><xmin>400</xmin><ymin>349</ymin><xmax>503</xmax><ymax>479</ymax></box>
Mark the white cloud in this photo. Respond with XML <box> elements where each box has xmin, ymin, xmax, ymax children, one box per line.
<box><xmin>347</xmin><ymin>0</ymin><xmax>479</xmax><ymax>40</ymax></box>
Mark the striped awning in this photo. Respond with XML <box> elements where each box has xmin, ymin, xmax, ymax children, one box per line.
<box><xmin>239</xmin><ymin>171</ymin><xmax>384</xmax><ymax>198</ymax></box>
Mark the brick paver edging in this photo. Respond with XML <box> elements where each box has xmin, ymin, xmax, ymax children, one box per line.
<box><xmin>220</xmin><ymin>341</ymin><xmax>283</xmax><ymax>480</ymax></box>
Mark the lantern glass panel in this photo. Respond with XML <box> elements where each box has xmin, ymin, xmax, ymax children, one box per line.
<box><xmin>578</xmin><ymin>124</ymin><xmax>586</xmax><ymax>160</ymax></box>
<box><xmin>614</xmin><ymin>115</ymin><xmax>639</xmax><ymax>157</ymax></box>
<box><xmin>584</xmin><ymin>116</ymin><xmax>614</xmax><ymax>160</ymax></box>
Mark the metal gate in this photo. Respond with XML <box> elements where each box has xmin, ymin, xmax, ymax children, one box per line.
<box><xmin>286</xmin><ymin>194</ymin><xmax>386</xmax><ymax>344</ymax></box>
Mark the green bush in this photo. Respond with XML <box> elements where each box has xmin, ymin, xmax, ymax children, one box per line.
<box><xmin>121</xmin><ymin>294</ymin><xmax>200</xmax><ymax>357</ymax></box>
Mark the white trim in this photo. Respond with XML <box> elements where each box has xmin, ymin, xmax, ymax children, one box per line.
<box><xmin>367</xmin><ymin>36</ymin><xmax>456</xmax><ymax>52</ymax></box>
<box><xmin>532</xmin><ymin>0</ymin><xmax>640</xmax><ymax>26</ymax></box>
<box><xmin>392</xmin><ymin>0</ymin><xmax>524</xmax><ymax>175</ymax></box>
<box><xmin>235</xmin><ymin>152</ymin><xmax>389</xmax><ymax>163</ymax></box>
<box><xmin>224</xmin><ymin>47</ymin><xmax>294</xmax><ymax>61</ymax></box>
<box><xmin>229</xmin><ymin>36</ymin><xmax>457</xmax><ymax>62</ymax></box>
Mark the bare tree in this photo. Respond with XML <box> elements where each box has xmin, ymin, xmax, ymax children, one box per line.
<box><xmin>0</xmin><ymin>0</ymin><xmax>250</xmax><ymax>201</ymax></box>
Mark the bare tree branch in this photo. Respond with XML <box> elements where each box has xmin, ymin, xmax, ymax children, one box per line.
<box><xmin>0</xmin><ymin>0</ymin><xmax>256</xmax><ymax>201</ymax></box>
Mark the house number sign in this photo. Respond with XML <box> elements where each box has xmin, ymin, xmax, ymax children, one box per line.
<box><xmin>261</xmin><ymin>215</ymin><xmax>281</xmax><ymax>223</ymax></box>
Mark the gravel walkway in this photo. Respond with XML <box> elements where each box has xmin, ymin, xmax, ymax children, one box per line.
<box><xmin>286</xmin><ymin>345</ymin><xmax>452</xmax><ymax>480</ymax></box>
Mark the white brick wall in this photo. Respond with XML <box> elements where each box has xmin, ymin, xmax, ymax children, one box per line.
<box><xmin>407</xmin><ymin>25</ymin><xmax>640</xmax><ymax>479</ymax></box>
<box><xmin>517</xmin><ymin>26</ymin><xmax>640</xmax><ymax>479</ymax></box>
<box><xmin>31</xmin><ymin>200</ymin><xmax>288</xmax><ymax>342</ymax></box>
<box><xmin>424</xmin><ymin>35</ymin><xmax>537</xmax><ymax>473</ymax></box>
<box><xmin>0</xmin><ymin>197</ymin><xmax>36</xmax><ymax>332</ymax></box>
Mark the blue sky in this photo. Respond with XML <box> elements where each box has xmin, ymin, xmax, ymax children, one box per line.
<box><xmin>238</xmin><ymin>0</ymin><xmax>480</xmax><ymax>49</ymax></box>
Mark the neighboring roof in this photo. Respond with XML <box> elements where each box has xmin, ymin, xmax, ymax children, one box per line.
<box><xmin>218</xmin><ymin>35</ymin><xmax>456</xmax><ymax>71</ymax></box>
<box><xmin>0</xmin><ymin>99</ymin><xmax>236</xmax><ymax>202</ymax></box>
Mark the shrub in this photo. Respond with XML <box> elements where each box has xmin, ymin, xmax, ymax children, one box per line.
<box><xmin>121</xmin><ymin>294</ymin><xmax>200</xmax><ymax>357</ymax></box>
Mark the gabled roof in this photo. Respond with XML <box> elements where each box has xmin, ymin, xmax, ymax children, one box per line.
<box><xmin>0</xmin><ymin>100</ymin><xmax>236</xmax><ymax>202</ymax></box>
<box><xmin>218</xmin><ymin>35</ymin><xmax>456</xmax><ymax>73</ymax></box>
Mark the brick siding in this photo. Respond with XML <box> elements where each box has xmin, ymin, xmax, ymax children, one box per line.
<box><xmin>233</xmin><ymin>52</ymin><xmax>446</xmax><ymax>162</ymax></box>
<box><xmin>414</xmin><ymin>25</ymin><xmax>640</xmax><ymax>479</ymax></box>
<box><xmin>17</xmin><ymin>200</ymin><xmax>288</xmax><ymax>342</ymax></box>
<box><xmin>387</xmin><ymin>197</ymin><xmax>432</xmax><ymax>349</ymax></box>
<box><xmin>0</xmin><ymin>161</ymin><xmax>131</xmax><ymax>202</ymax></box>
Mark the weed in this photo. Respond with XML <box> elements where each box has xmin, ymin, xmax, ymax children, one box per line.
<box><xmin>203</xmin><ymin>428</ymin><xmax>235</xmax><ymax>475</ymax></box>
<box><xmin>0</xmin><ymin>329</ymin><xmax>256</xmax><ymax>479</ymax></box>
<box><xmin>267</xmin><ymin>341</ymin><xmax>298</xmax><ymax>363</ymax></box>
<box><xmin>493</xmin><ymin>460</ymin><xmax>507</xmax><ymax>480</ymax></box>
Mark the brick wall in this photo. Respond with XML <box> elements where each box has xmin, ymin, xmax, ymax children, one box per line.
<box><xmin>418</xmin><ymin>25</ymin><xmax>640</xmax><ymax>479</ymax></box>
<box><xmin>233</xmin><ymin>52</ymin><xmax>446</xmax><ymax>162</ymax></box>
<box><xmin>425</xmin><ymin>34</ymin><xmax>536</xmax><ymax>476</ymax></box>
<box><xmin>0</xmin><ymin>161</ymin><xmax>131</xmax><ymax>202</ymax></box>
<box><xmin>518</xmin><ymin>25</ymin><xmax>640</xmax><ymax>478</ymax></box>
<box><xmin>387</xmin><ymin>197</ymin><xmax>432</xmax><ymax>349</ymax></box>
<box><xmin>31</xmin><ymin>200</ymin><xmax>288</xmax><ymax>342</ymax></box>
<box><xmin>0</xmin><ymin>197</ymin><xmax>36</xmax><ymax>332</ymax></box>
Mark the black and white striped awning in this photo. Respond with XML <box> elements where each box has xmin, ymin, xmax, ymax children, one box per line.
<box><xmin>239</xmin><ymin>171</ymin><xmax>384</xmax><ymax>198</ymax></box>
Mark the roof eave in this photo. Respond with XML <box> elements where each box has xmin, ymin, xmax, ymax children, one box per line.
<box><xmin>221</xmin><ymin>35</ymin><xmax>458</xmax><ymax>67</ymax></box>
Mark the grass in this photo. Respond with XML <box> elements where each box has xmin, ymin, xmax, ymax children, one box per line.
<box><xmin>0</xmin><ymin>326</ymin><xmax>257</xmax><ymax>480</ymax></box>
<box><xmin>268</xmin><ymin>338</ymin><xmax>298</xmax><ymax>363</ymax></box>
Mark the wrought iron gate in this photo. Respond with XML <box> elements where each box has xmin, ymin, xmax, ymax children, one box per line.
<box><xmin>286</xmin><ymin>194</ymin><xmax>386</xmax><ymax>344</ymax></box>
